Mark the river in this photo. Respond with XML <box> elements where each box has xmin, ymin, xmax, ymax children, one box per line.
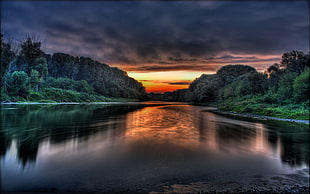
<box><xmin>1</xmin><ymin>102</ymin><xmax>309</xmax><ymax>193</ymax></box>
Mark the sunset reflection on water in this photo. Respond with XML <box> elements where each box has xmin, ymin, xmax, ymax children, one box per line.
<box><xmin>124</xmin><ymin>105</ymin><xmax>280</xmax><ymax>158</ymax></box>
<box><xmin>125</xmin><ymin>105</ymin><xmax>200</xmax><ymax>149</ymax></box>
<box><xmin>1</xmin><ymin>103</ymin><xmax>309</xmax><ymax>193</ymax></box>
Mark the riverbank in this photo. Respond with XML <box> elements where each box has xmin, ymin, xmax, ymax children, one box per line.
<box><xmin>208</xmin><ymin>109</ymin><xmax>309</xmax><ymax>124</ymax></box>
<box><xmin>217</xmin><ymin>99</ymin><xmax>309</xmax><ymax>120</ymax></box>
<box><xmin>0</xmin><ymin>98</ymin><xmax>141</xmax><ymax>105</ymax></box>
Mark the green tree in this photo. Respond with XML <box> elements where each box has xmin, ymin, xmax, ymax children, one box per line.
<box><xmin>29</xmin><ymin>70</ymin><xmax>40</xmax><ymax>92</ymax></box>
<box><xmin>277</xmin><ymin>72</ymin><xmax>298</xmax><ymax>103</ymax></box>
<box><xmin>33</xmin><ymin>57</ymin><xmax>48</xmax><ymax>78</ymax></box>
<box><xmin>6</xmin><ymin>71</ymin><xmax>30</xmax><ymax>97</ymax></box>
<box><xmin>293</xmin><ymin>68</ymin><xmax>309</xmax><ymax>102</ymax></box>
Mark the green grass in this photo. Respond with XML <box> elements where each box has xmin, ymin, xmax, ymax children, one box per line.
<box><xmin>218</xmin><ymin>98</ymin><xmax>309</xmax><ymax>120</ymax></box>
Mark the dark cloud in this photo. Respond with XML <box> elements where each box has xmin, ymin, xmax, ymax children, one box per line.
<box><xmin>1</xmin><ymin>1</ymin><xmax>308</xmax><ymax>72</ymax></box>
<box><xmin>167</xmin><ymin>82</ymin><xmax>191</xmax><ymax>85</ymax></box>
<box><xmin>128</xmin><ymin>64</ymin><xmax>219</xmax><ymax>72</ymax></box>
<box><xmin>139</xmin><ymin>80</ymin><xmax>191</xmax><ymax>86</ymax></box>
<box><xmin>202</xmin><ymin>56</ymin><xmax>281</xmax><ymax>64</ymax></box>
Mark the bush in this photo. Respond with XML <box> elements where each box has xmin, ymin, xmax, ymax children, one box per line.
<box><xmin>0</xmin><ymin>90</ymin><xmax>11</xmax><ymax>102</ymax></box>
<box><xmin>43</xmin><ymin>77</ymin><xmax>94</xmax><ymax>93</ymax></box>
<box><xmin>28</xmin><ymin>91</ymin><xmax>42</xmax><ymax>101</ymax></box>
<box><xmin>40</xmin><ymin>88</ymin><xmax>108</xmax><ymax>102</ymax></box>
<box><xmin>6</xmin><ymin>71</ymin><xmax>30</xmax><ymax>97</ymax></box>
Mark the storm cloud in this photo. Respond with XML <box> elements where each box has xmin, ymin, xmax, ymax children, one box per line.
<box><xmin>1</xmin><ymin>1</ymin><xmax>309</xmax><ymax>72</ymax></box>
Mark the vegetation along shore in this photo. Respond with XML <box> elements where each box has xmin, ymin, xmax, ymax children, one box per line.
<box><xmin>149</xmin><ymin>51</ymin><xmax>309</xmax><ymax>121</ymax></box>
<box><xmin>1</xmin><ymin>34</ymin><xmax>309</xmax><ymax>121</ymax></box>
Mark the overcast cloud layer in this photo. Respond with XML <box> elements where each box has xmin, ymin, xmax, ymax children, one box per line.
<box><xmin>1</xmin><ymin>0</ymin><xmax>309</xmax><ymax>72</ymax></box>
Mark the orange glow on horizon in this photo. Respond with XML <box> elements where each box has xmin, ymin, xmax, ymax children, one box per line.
<box><xmin>127</xmin><ymin>71</ymin><xmax>204</xmax><ymax>93</ymax></box>
<box><xmin>113</xmin><ymin>53</ymin><xmax>281</xmax><ymax>93</ymax></box>
<box><xmin>141</xmin><ymin>80</ymin><xmax>189</xmax><ymax>93</ymax></box>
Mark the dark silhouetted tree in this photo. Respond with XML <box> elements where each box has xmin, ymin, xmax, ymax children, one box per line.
<box><xmin>1</xmin><ymin>34</ymin><xmax>16</xmax><ymax>85</ymax></box>
<box><xmin>280</xmin><ymin>50</ymin><xmax>309</xmax><ymax>74</ymax></box>
<box><xmin>216</xmin><ymin>64</ymin><xmax>257</xmax><ymax>86</ymax></box>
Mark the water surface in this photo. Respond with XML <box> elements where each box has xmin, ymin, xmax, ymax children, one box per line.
<box><xmin>1</xmin><ymin>103</ymin><xmax>309</xmax><ymax>193</ymax></box>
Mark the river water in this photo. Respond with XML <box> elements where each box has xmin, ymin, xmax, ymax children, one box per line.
<box><xmin>1</xmin><ymin>103</ymin><xmax>309</xmax><ymax>193</ymax></box>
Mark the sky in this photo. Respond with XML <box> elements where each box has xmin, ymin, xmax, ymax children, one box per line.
<box><xmin>1</xmin><ymin>0</ymin><xmax>309</xmax><ymax>93</ymax></box>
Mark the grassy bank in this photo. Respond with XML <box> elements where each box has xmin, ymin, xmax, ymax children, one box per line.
<box><xmin>1</xmin><ymin>88</ymin><xmax>140</xmax><ymax>103</ymax></box>
<box><xmin>218</xmin><ymin>97</ymin><xmax>309</xmax><ymax>120</ymax></box>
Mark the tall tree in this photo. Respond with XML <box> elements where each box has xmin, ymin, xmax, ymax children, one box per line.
<box><xmin>15</xmin><ymin>36</ymin><xmax>46</xmax><ymax>76</ymax></box>
<box><xmin>1</xmin><ymin>34</ymin><xmax>16</xmax><ymax>85</ymax></box>
<box><xmin>13</xmin><ymin>37</ymin><xmax>48</xmax><ymax>92</ymax></box>
<box><xmin>280</xmin><ymin>50</ymin><xmax>309</xmax><ymax>74</ymax></box>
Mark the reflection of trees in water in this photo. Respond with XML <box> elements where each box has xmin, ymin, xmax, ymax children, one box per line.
<box><xmin>213</xmin><ymin>118</ymin><xmax>309</xmax><ymax>167</ymax></box>
<box><xmin>0</xmin><ymin>129</ymin><xmax>10</xmax><ymax>157</ymax></box>
<box><xmin>265</xmin><ymin>121</ymin><xmax>309</xmax><ymax>167</ymax></box>
<box><xmin>0</xmin><ymin>104</ymin><xmax>145</xmax><ymax>166</ymax></box>
<box><xmin>1</xmin><ymin>105</ymin><xmax>308</xmax><ymax>168</ymax></box>
<box><xmin>280</xmin><ymin>133</ymin><xmax>309</xmax><ymax>167</ymax></box>
<box><xmin>197</xmin><ymin>110</ymin><xmax>309</xmax><ymax>168</ymax></box>
<box><xmin>281</xmin><ymin>140</ymin><xmax>308</xmax><ymax>166</ymax></box>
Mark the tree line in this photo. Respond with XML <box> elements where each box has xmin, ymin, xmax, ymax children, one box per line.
<box><xmin>1</xmin><ymin>34</ymin><xmax>147</xmax><ymax>102</ymax></box>
<box><xmin>149</xmin><ymin>50</ymin><xmax>309</xmax><ymax>118</ymax></box>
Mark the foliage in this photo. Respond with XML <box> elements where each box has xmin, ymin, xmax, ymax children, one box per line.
<box><xmin>1</xmin><ymin>34</ymin><xmax>147</xmax><ymax>102</ymax></box>
<box><xmin>293</xmin><ymin>68</ymin><xmax>309</xmax><ymax>102</ymax></box>
<box><xmin>19</xmin><ymin>37</ymin><xmax>44</xmax><ymax>71</ymax></box>
<box><xmin>151</xmin><ymin>50</ymin><xmax>309</xmax><ymax>120</ymax></box>
<box><xmin>1</xmin><ymin>33</ymin><xmax>308</xmax><ymax>114</ymax></box>
<box><xmin>1</xmin><ymin>34</ymin><xmax>16</xmax><ymax>84</ymax></box>
<box><xmin>276</xmin><ymin>72</ymin><xmax>298</xmax><ymax>103</ymax></box>
<box><xmin>218</xmin><ymin>97</ymin><xmax>309</xmax><ymax>120</ymax></box>
<box><xmin>47</xmin><ymin>53</ymin><xmax>147</xmax><ymax>99</ymax></box>
<box><xmin>280</xmin><ymin>50</ymin><xmax>310</xmax><ymax>74</ymax></box>
<box><xmin>6</xmin><ymin>71</ymin><xmax>30</xmax><ymax>97</ymax></box>
<box><xmin>189</xmin><ymin>74</ymin><xmax>220</xmax><ymax>102</ymax></box>
<box><xmin>42</xmin><ymin>77</ymin><xmax>94</xmax><ymax>94</ymax></box>
<box><xmin>216</xmin><ymin>64</ymin><xmax>257</xmax><ymax>86</ymax></box>
<box><xmin>29</xmin><ymin>70</ymin><xmax>40</xmax><ymax>92</ymax></box>
<box><xmin>26</xmin><ymin>88</ymin><xmax>110</xmax><ymax>102</ymax></box>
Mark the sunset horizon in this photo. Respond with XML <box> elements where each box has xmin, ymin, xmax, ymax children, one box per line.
<box><xmin>2</xmin><ymin>1</ymin><xmax>308</xmax><ymax>93</ymax></box>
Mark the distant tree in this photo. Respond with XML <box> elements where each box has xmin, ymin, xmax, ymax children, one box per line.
<box><xmin>267</xmin><ymin>63</ymin><xmax>280</xmax><ymax>75</ymax></box>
